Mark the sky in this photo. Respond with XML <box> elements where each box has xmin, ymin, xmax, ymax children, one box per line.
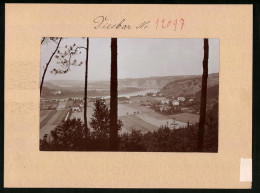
<box><xmin>41</xmin><ymin>38</ymin><xmax>219</xmax><ymax>81</ymax></box>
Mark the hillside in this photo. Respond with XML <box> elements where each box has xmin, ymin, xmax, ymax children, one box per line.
<box><xmin>118</xmin><ymin>75</ymin><xmax>200</xmax><ymax>88</ymax></box>
<box><xmin>195</xmin><ymin>84</ymin><xmax>219</xmax><ymax>100</ymax></box>
<box><xmin>160</xmin><ymin>73</ymin><xmax>219</xmax><ymax>97</ymax></box>
<box><xmin>44</xmin><ymin>75</ymin><xmax>202</xmax><ymax>90</ymax></box>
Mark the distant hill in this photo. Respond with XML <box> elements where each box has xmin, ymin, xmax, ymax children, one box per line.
<box><xmin>118</xmin><ymin>75</ymin><xmax>200</xmax><ymax>88</ymax></box>
<box><xmin>43</xmin><ymin>80</ymin><xmax>109</xmax><ymax>90</ymax></box>
<box><xmin>43</xmin><ymin>75</ymin><xmax>203</xmax><ymax>90</ymax></box>
<box><xmin>160</xmin><ymin>73</ymin><xmax>219</xmax><ymax>98</ymax></box>
<box><xmin>42</xmin><ymin>73</ymin><xmax>219</xmax><ymax>99</ymax></box>
<box><xmin>196</xmin><ymin>84</ymin><xmax>219</xmax><ymax>100</ymax></box>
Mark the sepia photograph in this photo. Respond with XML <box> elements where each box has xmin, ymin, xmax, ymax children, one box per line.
<box><xmin>4</xmin><ymin>3</ymin><xmax>254</xmax><ymax>189</ymax></box>
<box><xmin>40</xmin><ymin>38</ymin><xmax>219</xmax><ymax>152</ymax></box>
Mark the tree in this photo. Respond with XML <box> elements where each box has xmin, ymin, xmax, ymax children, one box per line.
<box><xmin>51</xmin><ymin>38</ymin><xmax>89</xmax><ymax>136</ymax></box>
<box><xmin>40</xmin><ymin>118</ymin><xmax>85</xmax><ymax>151</ymax></box>
<box><xmin>90</xmin><ymin>99</ymin><xmax>122</xmax><ymax>150</ymax></box>
<box><xmin>119</xmin><ymin>130</ymin><xmax>146</xmax><ymax>151</ymax></box>
<box><xmin>84</xmin><ymin>38</ymin><xmax>89</xmax><ymax>138</ymax></box>
<box><xmin>90</xmin><ymin>99</ymin><xmax>110</xmax><ymax>140</ymax></box>
<box><xmin>197</xmin><ymin>38</ymin><xmax>209</xmax><ymax>151</ymax></box>
<box><xmin>40</xmin><ymin>37</ymin><xmax>63</xmax><ymax>95</ymax></box>
<box><xmin>110</xmin><ymin>38</ymin><xmax>118</xmax><ymax>150</ymax></box>
<box><xmin>204</xmin><ymin>103</ymin><xmax>218</xmax><ymax>152</ymax></box>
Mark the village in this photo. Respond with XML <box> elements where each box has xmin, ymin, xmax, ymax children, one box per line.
<box><xmin>40</xmin><ymin>89</ymin><xmax>203</xmax><ymax>140</ymax></box>
<box><xmin>40</xmin><ymin>91</ymin><xmax>197</xmax><ymax>115</ymax></box>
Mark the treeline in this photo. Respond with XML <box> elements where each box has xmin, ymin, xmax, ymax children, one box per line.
<box><xmin>40</xmin><ymin>99</ymin><xmax>218</xmax><ymax>152</ymax></box>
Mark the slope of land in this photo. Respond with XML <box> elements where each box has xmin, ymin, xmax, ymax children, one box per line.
<box><xmin>42</xmin><ymin>75</ymin><xmax>206</xmax><ymax>98</ymax></box>
<box><xmin>160</xmin><ymin>73</ymin><xmax>219</xmax><ymax>98</ymax></box>
<box><xmin>44</xmin><ymin>75</ymin><xmax>202</xmax><ymax>90</ymax></box>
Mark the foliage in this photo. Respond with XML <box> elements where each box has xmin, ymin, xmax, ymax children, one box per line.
<box><xmin>119</xmin><ymin>124</ymin><xmax>198</xmax><ymax>152</ymax></box>
<box><xmin>40</xmin><ymin>100</ymin><xmax>218</xmax><ymax>152</ymax></box>
<box><xmin>203</xmin><ymin>103</ymin><xmax>218</xmax><ymax>152</ymax></box>
<box><xmin>40</xmin><ymin>99</ymin><xmax>123</xmax><ymax>151</ymax></box>
<box><xmin>118</xmin><ymin>104</ymin><xmax>218</xmax><ymax>152</ymax></box>
<box><xmin>90</xmin><ymin>99</ymin><xmax>110</xmax><ymax>140</ymax></box>
<box><xmin>41</xmin><ymin>37</ymin><xmax>60</xmax><ymax>45</ymax></box>
<box><xmin>119</xmin><ymin>130</ymin><xmax>146</xmax><ymax>151</ymax></box>
<box><xmin>89</xmin><ymin>99</ymin><xmax>123</xmax><ymax>150</ymax></box>
<box><xmin>40</xmin><ymin>118</ymin><xmax>85</xmax><ymax>151</ymax></box>
<box><xmin>51</xmin><ymin>41</ymin><xmax>85</xmax><ymax>74</ymax></box>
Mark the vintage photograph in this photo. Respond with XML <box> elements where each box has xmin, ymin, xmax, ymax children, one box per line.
<box><xmin>40</xmin><ymin>38</ymin><xmax>219</xmax><ymax>152</ymax></box>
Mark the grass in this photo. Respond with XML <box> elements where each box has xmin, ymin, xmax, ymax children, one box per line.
<box><xmin>40</xmin><ymin>102</ymin><xmax>198</xmax><ymax>139</ymax></box>
<box><xmin>169</xmin><ymin>113</ymin><xmax>199</xmax><ymax>124</ymax></box>
<box><xmin>120</xmin><ymin>114</ymin><xmax>158</xmax><ymax>133</ymax></box>
<box><xmin>40</xmin><ymin>110</ymin><xmax>52</xmax><ymax>122</ymax></box>
<box><xmin>118</xmin><ymin>104</ymin><xmax>138</xmax><ymax>116</ymax></box>
<box><xmin>40</xmin><ymin>110</ymin><xmax>68</xmax><ymax>139</ymax></box>
<box><xmin>54</xmin><ymin>110</ymin><xmax>68</xmax><ymax>124</ymax></box>
<box><xmin>40</xmin><ymin>110</ymin><xmax>57</xmax><ymax>128</ymax></box>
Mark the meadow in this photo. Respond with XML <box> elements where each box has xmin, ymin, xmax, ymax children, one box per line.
<box><xmin>40</xmin><ymin>99</ymin><xmax>199</xmax><ymax>140</ymax></box>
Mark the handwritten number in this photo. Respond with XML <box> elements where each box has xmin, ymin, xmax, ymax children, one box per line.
<box><xmin>156</xmin><ymin>19</ymin><xmax>159</xmax><ymax>29</ymax></box>
<box><xmin>167</xmin><ymin>20</ymin><xmax>173</xmax><ymax>28</ymax></box>
<box><xmin>173</xmin><ymin>19</ymin><xmax>177</xmax><ymax>31</ymax></box>
<box><xmin>180</xmin><ymin>18</ymin><xmax>184</xmax><ymax>30</ymax></box>
<box><xmin>155</xmin><ymin>18</ymin><xmax>184</xmax><ymax>31</ymax></box>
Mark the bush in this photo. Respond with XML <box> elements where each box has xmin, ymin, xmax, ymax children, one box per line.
<box><xmin>119</xmin><ymin>130</ymin><xmax>146</xmax><ymax>151</ymax></box>
<box><xmin>40</xmin><ymin>118</ymin><xmax>85</xmax><ymax>151</ymax></box>
<box><xmin>40</xmin><ymin>100</ymin><xmax>218</xmax><ymax>152</ymax></box>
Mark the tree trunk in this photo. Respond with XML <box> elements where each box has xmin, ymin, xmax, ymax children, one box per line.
<box><xmin>84</xmin><ymin>38</ymin><xmax>89</xmax><ymax>137</ymax></box>
<box><xmin>109</xmin><ymin>38</ymin><xmax>118</xmax><ymax>151</ymax></box>
<box><xmin>197</xmin><ymin>38</ymin><xmax>209</xmax><ymax>152</ymax></box>
<box><xmin>40</xmin><ymin>37</ymin><xmax>62</xmax><ymax>96</ymax></box>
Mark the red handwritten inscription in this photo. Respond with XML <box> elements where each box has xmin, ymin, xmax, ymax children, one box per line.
<box><xmin>156</xmin><ymin>18</ymin><xmax>184</xmax><ymax>31</ymax></box>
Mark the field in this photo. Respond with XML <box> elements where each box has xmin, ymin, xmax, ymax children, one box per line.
<box><xmin>40</xmin><ymin>110</ymin><xmax>68</xmax><ymax>139</ymax></box>
<box><xmin>118</xmin><ymin>104</ymin><xmax>199</xmax><ymax>133</ymax></box>
<box><xmin>68</xmin><ymin>103</ymin><xmax>196</xmax><ymax>134</ymax></box>
<box><xmin>119</xmin><ymin>112</ymin><xmax>187</xmax><ymax>133</ymax></box>
<box><xmin>71</xmin><ymin>106</ymin><xmax>94</xmax><ymax>127</ymax></box>
<box><xmin>40</xmin><ymin>99</ymin><xmax>200</xmax><ymax>139</ymax></box>
<box><xmin>168</xmin><ymin>113</ymin><xmax>199</xmax><ymax>124</ymax></box>
<box><xmin>118</xmin><ymin>104</ymin><xmax>137</xmax><ymax>116</ymax></box>
<box><xmin>120</xmin><ymin>115</ymin><xmax>158</xmax><ymax>133</ymax></box>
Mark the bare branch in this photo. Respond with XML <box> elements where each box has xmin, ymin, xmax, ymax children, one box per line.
<box><xmin>41</xmin><ymin>37</ymin><xmax>46</xmax><ymax>44</ymax></box>
<box><xmin>40</xmin><ymin>37</ymin><xmax>63</xmax><ymax>95</ymax></box>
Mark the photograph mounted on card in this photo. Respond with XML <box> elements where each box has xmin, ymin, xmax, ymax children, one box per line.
<box><xmin>5</xmin><ymin>4</ymin><xmax>252</xmax><ymax>188</ymax></box>
<box><xmin>40</xmin><ymin>37</ymin><xmax>219</xmax><ymax>152</ymax></box>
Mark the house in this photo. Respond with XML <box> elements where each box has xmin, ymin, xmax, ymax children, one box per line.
<box><xmin>72</xmin><ymin>106</ymin><xmax>81</xmax><ymax>112</ymax></box>
<box><xmin>66</xmin><ymin>101</ymin><xmax>74</xmax><ymax>108</ymax></box>
<box><xmin>158</xmin><ymin>93</ymin><xmax>164</xmax><ymax>97</ymax></box>
<box><xmin>153</xmin><ymin>97</ymin><xmax>165</xmax><ymax>102</ymax></box>
<box><xmin>171</xmin><ymin>96</ymin><xmax>175</xmax><ymax>99</ymax></box>
<box><xmin>52</xmin><ymin>90</ymin><xmax>61</xmax><ymax>95</ymax></box>
<box><xmin>146</xmin><ymin>92</ymin><xmax>157</xmax><ymax>97</ymax></box>
<box><xmin>79</xmin><ymin>103</ymin><xmax>84</xmax><ymax>108</ymax></box>
<box><xmin>177</xmin><ymin>97</ymin><xmax>185</xmax><ymax>101</ymax></box>
<box><xmin>160</xmin><ymin>104</ymin><xmax>171</xmax><ymax>112</ymax></box>
<box><xmin>161</xmin><ymin>99</ymin><xmax>170</xmax><ymax>104</ymax></box>
<box><xmin>188</xmin><ymin>99</ymin><xmax>195</xmax><ymax>103</ymax></box>
<box><xmin>172</xmin><ymin>100</ymin><xmax>180</xmax><ymax>106</ymax></box>
<box><xmin>152</xmin><ymin>93</ymin><xmax>157</xmax><ymax>97</ymax></box>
